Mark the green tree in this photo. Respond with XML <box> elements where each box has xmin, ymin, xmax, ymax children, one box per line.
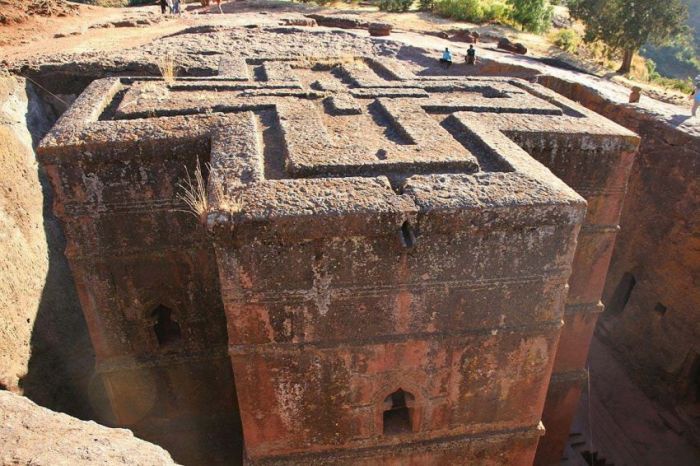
<box><xmin>570</xmin><ymin>0</ymin><xmax>689</xmax><ymax>74</ymax></box>
<box><xmin>507</xmin><ymin>0</ymin><xmax>554</xmax><ymax>33</ymax></box>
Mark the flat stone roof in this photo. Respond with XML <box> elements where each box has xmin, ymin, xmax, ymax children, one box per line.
<box><xmin>39</xmin><ymin>56</ymin><xmax>638</xmax><ymax>238</ymax></box>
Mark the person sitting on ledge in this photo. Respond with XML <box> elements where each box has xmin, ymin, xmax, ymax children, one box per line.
<box><xmin>466</xmin><ymin>45</ymin><xmax>477</xmax><ymax>65</ymax></box>
<box><xmin>439</xmin><ymin>48</ymin><xmax>453</xmax><ymax>68</ymax></box>
<box><xmin>690</xmin><ymin>75</ymin><xmax>700</xmax><ymax>117</ymax></box>
<box><xmin>629</xmin><ymin>86</ymin><xmax>641</xmax><ymax>103</ymax></box>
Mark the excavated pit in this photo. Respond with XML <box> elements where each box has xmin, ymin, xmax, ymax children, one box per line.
<box><xmin>3</xmin><ymin>25</ymin><xmax>699</xmax><ymax>466</ymax></box>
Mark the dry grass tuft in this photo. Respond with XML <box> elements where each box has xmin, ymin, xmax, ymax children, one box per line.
<box><xmin>157</xmin><ymin>54</ymin><xmax>177</xmax><ymax>85</ymax></box>
<box><xmin>176</xmin><ymin>159</ymin><xmax>243</xmax><ymax>226</ymax></box>
<box><xmin>177</xmin><ymin>158</ymin><xmax>210</xmax><ymax>225</ymax></box>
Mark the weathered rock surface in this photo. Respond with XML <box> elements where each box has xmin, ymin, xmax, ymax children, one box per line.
<box><xmin>498</xmin><ymin>37</ymin><xmax>527</xmax><ymax>54</ymax></box>
<box><xmin>539</xmin><ymin>75</ymin><xmax>700</xmax><ymax>443</ymax></box>
<box><xmin>0</xmin><ymin>77</ymin><xmax>51</xmax><ymax>392</ymax></box>
<box><xmin>306</xmin><ymin>13</ymin><xmax>369</xmax><ymax>30</ymax></box>
<box><xmin>0</xmin><ymin>391</ymin><xmax>178</xmax><ymax>465</ymax></box>
<box><xmin>3</xmin><ymin>22</ymin><xmax>698</xmax><ymax>465</ymax></box>
<box><xmin>280</xmin><ymin>16</ymin><xmax>316</xmax><ymax>27</ymax></box>
<box><xmin>8</xmin><ymin>27</ymin><xmax>405</xmax><ymax>85</ymax></box>
<box><xmin>368</xmin><ymin>21</ymin><xmax>392</xmax><ymax>36</ymax></box>
<box><xmin>37</xmin><ymin>38</ymin><xmax>641</xmax><ymax>464</ymax></box>
<box><xmin>0</xmin><ymin>75</ymin><xmax>96</xmax><ymax>420</ymax></box>
<box><xmin>451</xmin><ymin>29</ymin><xmax>479</xmax><ymax>43</ymax></box>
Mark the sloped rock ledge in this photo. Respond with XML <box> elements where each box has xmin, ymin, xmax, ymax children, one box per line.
<box><xmin>0</xmin><ymin>391</ymin><xmax>178</xmax><ymax>466</ymax></box>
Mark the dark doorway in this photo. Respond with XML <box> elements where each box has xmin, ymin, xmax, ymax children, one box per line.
<box><xmin>383</xmin><ymin>389</ymin><xmax>413</xmax><ymax>435</ymax></box>
<box><xmin>151</xmin><ymin>305</ymin><xmax>182</xmax><ymax>347</ymax></box>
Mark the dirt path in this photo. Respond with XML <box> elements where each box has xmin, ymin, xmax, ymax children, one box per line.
<box><xmin>0</xmin><ymin>0</ymin><xmax>559</xmax><ymax>61</ymax></box>
<box><xmin>2</xmin><ymin>0</ymin><xmax>689</xmax><ymax>106</ymax></box>
<box><xmin>2</xmin><ymin>0</ymin><xmax>696</xmax><ymax>127</ymax></box>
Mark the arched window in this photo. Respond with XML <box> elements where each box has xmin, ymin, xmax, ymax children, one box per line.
<box><xmin>151</xmin><ymin>305</ymin><xmax>182</xmax><ymax>347</ymax></box>
<box><xmin>383</xmin><ymin>388</ymin><xmax>414</xmax><ymax>435</ymax></box>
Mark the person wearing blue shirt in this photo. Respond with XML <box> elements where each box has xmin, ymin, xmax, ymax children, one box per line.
<box><xmin>439</xmin><ymin>48</ymin><xmax>453</xmax><ymax>68</ymax></box>
<box><xmin>691</xmin><ymin>76</ymin><xmax>700</xmax><ymax>117</ymax></box>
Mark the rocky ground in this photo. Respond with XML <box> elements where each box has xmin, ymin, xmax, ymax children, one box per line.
<box><xmin>0</xmin><ymin>74</ymin><xmax>95</xmax><ymax>418</ymax></box>
<box><xmin>0</xmin><ymin>0</ymin><xmax>692</xmax><ymax>106</ymax></box>
<box><xmin>566</xmin><ymin>336</ymin><xmax>700</xmax><ymax>466</ymax></box>
<box><xmin>0</xmin><ymin>390</ymin><xmax>178</xmax><ymax>465</ymax></box>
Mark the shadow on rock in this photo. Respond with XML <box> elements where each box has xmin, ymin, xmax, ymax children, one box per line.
<box><xmin>18</xmin><ymin>79</ymin><xmax>110</xmax><ymax>424</ymax></box>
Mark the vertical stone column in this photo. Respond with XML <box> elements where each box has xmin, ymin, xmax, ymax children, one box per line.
<box><xmin>513</xmin><ymin>120</ymin><xmax>639</xmax><ymax>464</ymax></box>
<box><xmin>37</xmin><ymin>78</ymin><xmax>242</xmax><ymax>465</ymax></box>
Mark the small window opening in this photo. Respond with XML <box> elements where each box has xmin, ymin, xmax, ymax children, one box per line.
<box><xmin>605</xmin><ymin>272</ymin><xmax>636</xmax><ymax>315</ymax></box>
<box><xmin>383</xmin><ymin>389</ymin><xmax>413</xmax><ymax>435</ymax></box>
<box><xmin>654</xmin><ymin>303</ymin><xmax>668</xmax><ymax>316</ymax></box>
<box><xmin>152</xmin><ymin>305</ymin><xmax>182</xmax><ymax>347</ymax></box>
<box><xmin>400</xmin><ymin>221</ymin><xmax>416</xmax><ymax>248</ymax></box>
<box><xmin>690</xmin><ymin>356</ymin><xmax>700</xmax><ymax>403</ymax></box>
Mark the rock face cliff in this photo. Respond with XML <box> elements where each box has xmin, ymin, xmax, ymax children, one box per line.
<box><xmin>0</xmin><ymin>391</ymin><xmax>178</xmax><ymax>465</ymax></box>
<box><xmin>539</xmin><ymin>75</ymin><xmax>700</xmax><ymax>446</ymax></box>
<box><xmin>0</xmin><ymin>76</ymin><xmax>51</xmax><ymax>391</ymax></box>
<box><xmin>0</xmin><ymin>75</ymin><xmax>97</xmax><ymax>418</ymax></box>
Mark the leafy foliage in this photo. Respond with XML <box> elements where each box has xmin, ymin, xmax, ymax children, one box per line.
<box><xmin>569</xmin><ymin>0</ymin><xmax>689</xmax><ymax>60</ymax></box>
<box><xmin>685</xmin><ymin>0</ymin><xmax>700</xmax><ymax>50</ymax></box>
<box><xmin>433</xmin><ymin>0</ymin><xmax>509</xmax><ymax>23</ymax></box>
<box><xmin>644</xmin><ymin>58</ymin><xmax>695</xmax><ymax>92</ymax></box>
<box><xmin>637</xmin><ymin>0</ymin><xmax>700</xmax><ymax>79</ymax></box>
<box><xmin>641</xmin><ymin>41</ymin><xmax>700</xmax><ymax>79</ymax></box>
<box><xmin>507</xmin><ymin>0</ymin><xmax>553</xmax><ymax>33</ymax></box>
<box><xmin>379</xmin><ymin>0</ymin><xmax>414</xmax><ymax>11</ymax></box>
<box><xmin>553</xmin><ymin>28</ymin><xmax>581</xmax><ymax>52</ymax></box>
<box><xmin>419</xmin><ymin>0</ymin><xmax>434</xmax><ymax>10</ymax></box>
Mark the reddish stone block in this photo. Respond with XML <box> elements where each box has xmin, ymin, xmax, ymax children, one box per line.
<box><xmin>516</xmin><ymin>88</ymin><xmax>639</xmax><ymax>464</ymax></box>
<box><xmin>534</xmin><ymin>371</ymin><xmax>586</xmax><ymax>466</ymax></box>
<box><xmin>37</xmin><ymin>56</ymin><xmax>638</xmax><ymax>465</ymax></box>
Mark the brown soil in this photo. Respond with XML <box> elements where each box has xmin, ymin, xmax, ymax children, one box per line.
<box><xmin>0</xmin><ymin>0</ymin><xmax>688</xmax><ymax>105</ymax></box>
<box><xmin>0</xmin><ymin>0</ymin><xmax>78</xmax><ymax>26</ymax></box>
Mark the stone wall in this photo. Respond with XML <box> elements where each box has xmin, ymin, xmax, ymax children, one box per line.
<box><xmin>0</xmin><ymin>76</ymin><xmax>95</xmax><ymax>422</ymax></box>
<box><xmin>539</xmin><ymin>75</ymin><xmax>700</xmax><ymax>445</ymax></box>
<box><xmin>0</xmin><ymin>76</ymin><xmax>47</xmax><ymax>392</ymax></box>
<box><xmin>35</xmin><ymin>53</ymin><xmax>640</xmax><ymax>465</ymax></box>
<box><xmin>38</xmin><ymin>76</ymin><xmax>243</xmax><ymax>465</ymax></box>
<box><xmin>515</xmin><ymin>121</ymin><xmax>637</xmax><ymax>465</ymax></box>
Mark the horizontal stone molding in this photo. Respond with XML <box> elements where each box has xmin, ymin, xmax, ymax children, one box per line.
<box><xmin>96</xmin><ymin>346</ymin><xmax>229</xmax><ymax>373</ymax></box>
<box><xmin>247</xmin><ymin>422</ymin><xmax>545</xmax><ymax>465</ymax></box>
<box><xmin>228</xmin><ymin>321</ymin><xmax>563</xmax><ymax>354</ymax></box>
